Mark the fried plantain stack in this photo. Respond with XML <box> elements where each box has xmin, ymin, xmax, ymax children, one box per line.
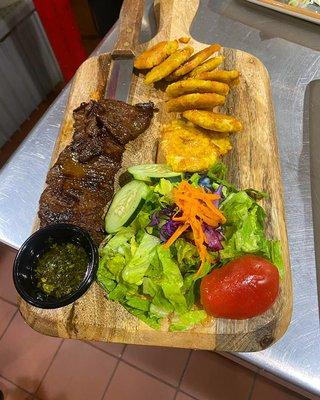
<box><xmin>134</xmin><ymin>38</ymin><xmax>242</xmax><ymax>171</ymax></box>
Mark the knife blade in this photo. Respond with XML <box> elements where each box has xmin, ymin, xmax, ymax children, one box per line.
<box><xmin>105</xmin><ymin>58</ymin><xmax>134</xmax><ymax>102</ymax></box>
<box><xmin>104</xmin><ymin>0</ymin><xmax>145</xmax><ymax>102</ymax></box>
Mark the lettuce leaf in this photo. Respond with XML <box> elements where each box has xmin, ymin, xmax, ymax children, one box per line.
<box><xmin>189</xmin><ymin>173</ymin><xmax>201</xmax><ymax>186</ymax></box>
<box><xmin>268</xmin><ymin>240</ymin><xmax>285</xmax><ymax>279</ymax></box>
<box><xmin>131</xmin><ymin>210</ymin><xmax>152</xmax><ymax>232</ymax></box>
<box><xmin>154</xmin><ymin>178</ymin><xmax>175</xmax><ymax>198</ymax></box>
<box><xmin>157</xmin><ymin>246</ymin><xmax>188</xmax><ymax>314</ymax></box>
<box><xmin>108</xmin><ymin>283</ymin><xmax>130</xmax><ymax>302</ymax></box>
<box><xmin>96</xmin><ymin>268</ymin><xmax>116</xmax><ymax>292</ymax></box>
<box><xmin>221</xmin><ymin>205</ymin><xmax>265</xmax><ymax>258</ymax></box>
<box><xmin>150</xmin><ymin>295</ymin><xmax>174</xmax><ymax>318</ymax></box>
<box><xmin>126</xmin><ymin>295</ymin><xmax>150</xmax><ymax>311</ymax></box>
<box><xmin>208</xmin><ymin>163</ymin><xmax>237</xmax><ymax>192</ymax></box>
<box><xmin>125</xmin><ymin>306</ymin><xmax>160</xmax><ymax>330</ymax></box>
<box><xmin>220</xmin><ymin>191</ymin><xmax>254</xmax><ymax>225</ymax></box>
<box><xmin>172</xmin><ymin>238</ymin><xmax>199</xmax><ymax>274</ymax></box>
<box><xmin>169</xmin><ymin>310</ymin><xmax>207</xmax><ymax>332</ymax></box>
<box><xmin>142</xmin><ymin>277</ymin><xmax>159</xmax><ymax>297</ymax></box>
<box><xmin>208</xmin><ymin>162</ymin><xmax>228</xmax><ymax>179</ymax></box>
<box><xmin>220</xmin><ymin>190</ymin><xmax>284</xmax><ymax>275</ymax></box>
<box><xmin>122</xmin><ymin>233</ymin><xmax>160</xmax><ymax>285</ymax></box>
<box><xmin>101</xmin><ymin>227</ymin><xmax>135</xmax><ymax>255</ymax></box>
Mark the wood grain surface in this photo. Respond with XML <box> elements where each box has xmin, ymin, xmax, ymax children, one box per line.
<box><xmin>19</xmin><ymin>0</ymin><xmax>292</xmax><ymax>351</ymax></box>
<box><xmin>112</xmin><ymin>0</ymin><xmax>145</xmax><ymax>57</ymax></box>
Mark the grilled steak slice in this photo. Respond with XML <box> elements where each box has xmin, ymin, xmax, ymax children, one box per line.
<box><xmin>71</xmin><ymin>135</ymin><xmax>124</xmax><ymax>163</ymax></box>
<box><xmin>73</xmin><ymin>100</ymin><xmax>154</xmax><ymax>145</ymax></box>
<box><xmin>39</xmin><ymin>99</ymin><xmax>154</xmax><ymax>243</ymax></box>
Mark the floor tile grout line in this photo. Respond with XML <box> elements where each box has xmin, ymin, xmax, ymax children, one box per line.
<box><xmin>178</xmin><ymin>389</ymin><xmax>200</xmax><ymax>400</ymax></box>
<box><xmin>0</xmin><ymin>373</ymin><xmax>34</xmax><ymax>396</ymax></box>
<box><xmin>0</xmin><ymin>295</ymin><xmax>17</xmax><ymax>308</ymax></box>
<box><xmin>121</xmin><ymin>344</ymin><xmax>127</xmax><ymax>358</ymax></box>
<box><xmin>120</xmin><ymin>358</ymin><xmax>180</xmax><ymax>390</ymax></box>
<box><xmin>0</xmin><ymin>309</ymin><xmax>18</xmax><ymax>341</ymax></box>
<box><xmin>33</xmin><ymin>339</ymin><xmax>64</xmax><ymax>397</ymax></box>
<box><xmin>177</xmin><ymin>350</ymin><xmax>192</xmax><ymax>389</ymax></box>
<box><xmin>99</xmin><ymin>358</ymin><xmax>121</xmax><ymax>400</ymax></box>
<box><xmin>85</xmin><ymin>341</ymin><xmax>122</xmax><ymax>360</ymax></box>
<box><xmin>173</xmin><ymin>350</ymin><xmax>194</xmax><ymax>400</ymax></box>
<box><xmin>247</xmin><ymin>371</ymin><xmax>258</xmax><ymax>400</ymax></box>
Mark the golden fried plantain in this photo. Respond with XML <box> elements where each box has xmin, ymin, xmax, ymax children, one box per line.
<box><xmin>179</xmin><ymin>36</ymin><xmax>191</xmax><ymax>43</ymax></box>
<box><xmin>166</xmin><ymin>79</ymin><xmax>229</xmax><ymax>97</ymax></box>
<box><xmin>180</xmin><ymin>120</ymin><xmax>232</xmax><ymax>154</ymax></box>
<box><xmin>134</xmin><ymin>40</ymin><xmax>179</xmax><ymax>70</ymax></box>
<box><xmin>183</xmin><ymin>110</ymin><xmax>243</xmax><ymax>132</ymax></box>
<box><xmin>166</xmin><ymin>43</ymin><xmax>221</xmax><ymax>80</ymax></box>
<box><xmin>206</xmin><ymin>131</ymin><xmax>232</xmax><ymax>155</ymax></box>
<box><xmin>161</xmin><ymin>120</ymin><xmax>222</xmax><ymax>172</ymax></box>
<box><xmin>166</xmin><ymin>93</ymin><xmax>225</xmax><ymax>112</ymax></box>
<box><xmin>144</xmin><ymin>46</ymin><xmax>194</xmax><ymax>85</ymax></box>
<box><xmin>197</xmin><ymin>70</ymin><xmax>240</xmax><ymax>83</ymax></box>
<box><xmin>189</xmin><ymin>55</ymin><xmax>225</xmax><ymax>78</ymax></box>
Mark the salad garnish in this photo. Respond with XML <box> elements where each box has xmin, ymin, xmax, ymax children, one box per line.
<box><xmin>162</xmin><ymin>181</ymin><xmax>226</xmax><ymax>276</ymax></box>
<box><xmin>97</xmin><ymin>162</ymin><xmax>284</xmax><ymax>331</ymax></box>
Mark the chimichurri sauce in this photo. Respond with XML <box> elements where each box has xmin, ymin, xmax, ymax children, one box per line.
<box><xmin>35</xmin><ymin>242</ymin><xmax>88</xmax><ymax>298</ymax></box>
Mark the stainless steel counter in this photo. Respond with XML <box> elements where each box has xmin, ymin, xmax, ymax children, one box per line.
<box><xmin>0</xmin><ymin>0</ymin><xmax>319</xmax><ymax>397</ymax></box>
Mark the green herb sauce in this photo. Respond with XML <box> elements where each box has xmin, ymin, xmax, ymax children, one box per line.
<box><xmin>35</xmin><ymin>242</ymin><xmax>88</xmax><ymax>298</ymax></box>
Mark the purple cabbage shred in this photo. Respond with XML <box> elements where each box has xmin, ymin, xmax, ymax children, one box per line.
<box><xmin>159</xmin><ymin>220</ymin><xmax>183</xmax><ymax>242</ymax></box>
<box><xmin>213</xmin><ymin>185</ymin><xmax>224</xmax><ymax>207</ymax></box>
<box><xmin>149</xmin><ymin>206</ymin><xmax>176</xmax><ymax>227</ymax></box>
<box><xmin>202</xmin><ymin>223</ymin><xmax>224</xmax><ymax>251</ymax></box>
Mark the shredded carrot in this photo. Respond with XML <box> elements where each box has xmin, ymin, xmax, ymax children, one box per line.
<box><xmin>163</xmin><ymin>181</ymin><xmax>226</xmax><ymax>275</ymax></box>
<box><xmin>163</xmin><ymin>223</ymin><xmax>189</xmax><ymax>249</ymax></box>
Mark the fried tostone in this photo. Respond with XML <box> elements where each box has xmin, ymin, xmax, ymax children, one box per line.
<box><xmin>166</xmin><ymin>79</ymin><xmax>229</xmax><ymax>97</ymax></box>
<box><xmin>144</xmin><ymin>46</ymin><xmax>194</xmax><ymax>85</ymax></box>
<box><xmin>134</xmin><ymin>40</ymin><xmax>179</xmax><ymax>70</ymax></box>
<box><xmin>166</xmin><ymin>43</ymin><xmax>221</xmax><ymax>81</ymax></box>
<box><xmin>160</xmin><ymin>119</ymin><xmax>232</xmax><ymax>172</ymax></box>
<box><xmin>183</xmin><ymin>110</ymin><xmax>243</xmax><ymax>133</ymax></box>
<box><xmin>166</xmin><ymin>93</ymin><xmax>225</xmax><ymax>112</ymax></box>
<box><xmin>189</xmin><ymin>55</ymin><xmax>225</xmax><ymax>78</ymax></box>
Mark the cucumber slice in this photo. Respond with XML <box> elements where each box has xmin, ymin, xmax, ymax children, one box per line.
<box><xmin>128</xmin><ymin>164</ymin><xmax>182</xmax><ymax>182</ymax></box>
<box><xmin>105</xmin><ymin>181</ymin><xmax>149</xmax><ymax>233</ymax></box>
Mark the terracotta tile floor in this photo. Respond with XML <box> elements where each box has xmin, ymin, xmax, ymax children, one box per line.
<box><xmin>0</xmin><ymin>244</ymin><xmax>309</xmax><ymax>400</ymax></box>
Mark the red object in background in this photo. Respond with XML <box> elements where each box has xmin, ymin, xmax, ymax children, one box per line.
<box><xmin>34</xmin><ymin>0</ymin><xmax>87</xmax><ymax>82</ymax></box>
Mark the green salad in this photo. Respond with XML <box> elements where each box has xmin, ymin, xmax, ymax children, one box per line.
<box><xmin>97</xmin><ymin>163</ymin><xmax>284</xmax><ymax>331</ymax></box>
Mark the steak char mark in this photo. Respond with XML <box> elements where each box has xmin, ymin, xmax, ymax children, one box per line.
<box><xmin>39</xmin><ymin>99</ymin><xmax>154</xmax><ymax>243</ymax></box>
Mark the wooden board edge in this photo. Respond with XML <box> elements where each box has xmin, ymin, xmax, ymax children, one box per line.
<box><xmin>19</xmin><ymin>297</ymin><xmax>287</xmax><ymax>351</ymax></box>
<box><xmin>249</xmin><ymin>53</ymin><xmax>293</xmax><ymax>339</ymax></box>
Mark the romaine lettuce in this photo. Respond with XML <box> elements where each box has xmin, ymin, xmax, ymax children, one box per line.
<box><xmin>169</xmin><ymin>310</ymin><xmax>207</xmax><ymax>332</ymax></box>
<box><xmin>122</xmin><ymin>233</ymin><xmax>160</xmax><ymax>285</ymax></box>
<box><xmin>157</xmin><ymin>246</ymin><xmax>188</xmax><ymax>314</ymax></box>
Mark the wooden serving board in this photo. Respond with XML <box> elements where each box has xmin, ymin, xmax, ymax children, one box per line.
<box><xmin>19</xmin><ymin>0</ymin><xmax>292</xmax><ymax>351</ymax></box>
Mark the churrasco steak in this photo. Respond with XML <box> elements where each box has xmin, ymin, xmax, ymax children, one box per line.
<box><xmin>38</xmin><ymin>99</ymin><xmax>154</xmax><ymax>243</ymax></box>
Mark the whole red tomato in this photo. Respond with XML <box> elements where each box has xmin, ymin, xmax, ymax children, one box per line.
<box><xmin>200</xmin><ymin>254</ymin><xmax>280</xmax><ymax>319</ymax></box>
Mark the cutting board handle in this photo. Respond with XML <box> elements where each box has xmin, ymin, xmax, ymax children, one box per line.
<box><xmin>112</xmin><ymin>0</ymin><xmax>145</xmax><ymax>58</ymax></box>
<box><xmin>153</xmin><ymin>0</ymin><xmax>200</xmax><ymax>40</ymax></box>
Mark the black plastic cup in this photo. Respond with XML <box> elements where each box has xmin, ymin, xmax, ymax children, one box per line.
<box><xmin>13</xmin><ymin>223</ymin><xmax>99</xmax><ymax>309</ymax></box>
